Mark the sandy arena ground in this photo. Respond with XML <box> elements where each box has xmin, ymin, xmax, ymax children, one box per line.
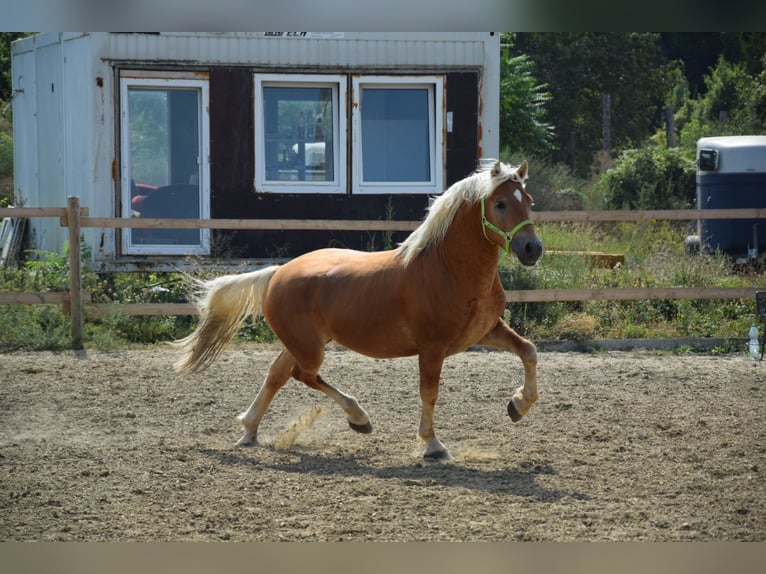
<box><xmin>1</xmin><ymin>345</ymin><xmax>764</xmax><ymax>541</ymax></box>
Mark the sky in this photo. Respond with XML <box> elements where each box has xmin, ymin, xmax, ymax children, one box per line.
<box><xmin>1</xmin><ymin>0</ymin><xmax>763</xmax><ymax>32</ymax></box>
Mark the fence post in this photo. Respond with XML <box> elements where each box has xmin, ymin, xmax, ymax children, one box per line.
<box><xmin>67</xmin><ymin>196</ymin><xmax>84</xmax><ymax>350</ymax></box>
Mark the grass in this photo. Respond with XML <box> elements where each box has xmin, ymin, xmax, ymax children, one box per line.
<box><xmin>0</xmin><ymin>221</ymin><xmax>762</xmax><ymax>352</ymax></box>
<box><xmin>499</xmin><ymin>220</ymin><xmax>761</xmax><ymax>342</ymax></box>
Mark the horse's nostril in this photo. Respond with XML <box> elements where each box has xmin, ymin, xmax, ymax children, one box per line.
<box><xmin>526</xmin><ymin>239</ymin><xmax>543</xmax><ymax>259</ymax></box>
<box><xmin>512</xmin><ymin>235</ymin><xmax>543</xmax><ymax>265</ymax></box>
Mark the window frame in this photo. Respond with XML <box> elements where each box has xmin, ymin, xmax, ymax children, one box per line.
<box><xmin>352</xmin><ymin>75</ymin><xmax>444</xmax><ymax>195</ymax></box>
<box><xmin>119</xmin><ymin>75</ymin><xmax>211</xmax><ymax>256</ymax></box>
<box><xmin>254</xmin><ymin>73</ymin><xmax>347</xmax><ymax>195</ymax></box>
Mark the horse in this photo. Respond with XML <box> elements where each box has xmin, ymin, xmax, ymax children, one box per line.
<box><xmin>172</xmin><ymin>160</ymin><xmax>544</xmax><ymax>460</ymax></box>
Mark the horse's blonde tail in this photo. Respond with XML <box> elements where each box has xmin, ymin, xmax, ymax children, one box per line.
<box><xmin>172</xmin><ymin>266</ymin><xmax>280</xmax><ymax>374</ymax></box>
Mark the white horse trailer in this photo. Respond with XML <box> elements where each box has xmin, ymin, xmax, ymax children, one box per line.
<box><xmin>688</xmin><ymin>135</ymin><xmax>766</xmax><ymax>263</ymax></box>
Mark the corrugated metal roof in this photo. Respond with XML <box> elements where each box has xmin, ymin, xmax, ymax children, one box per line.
<box><xmin>13</xmin><ymin>32</ymin><xmax>493</xmax><ymax>71</ymax></box>
<box><xmin>101</xmin><ymin>32</ymin><xmax>489</xmax><ymax>69</ymax></box>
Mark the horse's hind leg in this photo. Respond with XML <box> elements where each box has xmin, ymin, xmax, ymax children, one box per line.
<box><xmin>477</xmin><ymin>319</ymin><xmax>538</xmax><ymax>421</ymax></box>
<box><xmin>236</xmin><ymin>349</ymin><xmax>296</xmax><ymax>446</ymax></box>
<box><xmin>292</xmin><ymin>364</ymin><xmax>372</xmax><ymax>434</ymax></box>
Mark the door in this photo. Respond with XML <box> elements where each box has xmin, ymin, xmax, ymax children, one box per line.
<box><xmin>120</xmin><ymin>75</ymin><xmax>210</xmax><ymax>255</ymax></box>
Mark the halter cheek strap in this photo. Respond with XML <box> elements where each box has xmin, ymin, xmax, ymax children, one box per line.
<box><xmin>480</xmin><ymin>198</ymin><xmax>533</xmax><ymax>255</ymax></box>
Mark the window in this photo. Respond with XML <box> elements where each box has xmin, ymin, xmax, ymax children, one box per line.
<box><xmin>119</xmin><ymin>75</ymin><xmax>210</xmax><ymax>255</ymax></box>
<box><xmin>254</xmin><ymin>74</ymin><xmax>444</xmax><ymax>195</ymax></box>
<box><xmin>352</xmin><ymin>76</ymin><xmax>443</xmax><ymax>194</ymax></box>
<box><xmin>254</xmin><ymin>74</ymin><xmax>346</xmax><ymax>194</ymax></box>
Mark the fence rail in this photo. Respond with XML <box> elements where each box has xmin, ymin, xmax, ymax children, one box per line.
<box><xmin>75</xmin><ymin>207</ymin><xmax>766</xmax><ymax>229</ymax></box>
<box><xmin>1</xmin><ymin>198</ymin><xmax>763</xmax><ymax>349</ymax></box>
<box><xmin>504</xmin><ymin>287</ymin><xmax>758</xmax><ymax>303</ymax></box>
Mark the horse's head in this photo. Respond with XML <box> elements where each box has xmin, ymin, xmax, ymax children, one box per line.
<box><xmin>481</xmin><ymin>160</ymin><xmax>544</xmax><ymax>266</ymax></box>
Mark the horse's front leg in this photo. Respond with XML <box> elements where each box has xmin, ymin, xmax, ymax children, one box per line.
<box><xmin>418</xmin><ymin>351</ymin><xmax>451</xmax><ymax>460</ymax></box>
<box><xmin>477</xmin><ymin>319</ymin><xmax>538</xmax><ymax>421</ymax></box>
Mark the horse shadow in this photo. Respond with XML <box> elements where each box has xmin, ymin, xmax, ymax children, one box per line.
<box><xmin>199</xmin><ymin>447</ymin><xmax>587</xmax><ymax>503</ymax></box>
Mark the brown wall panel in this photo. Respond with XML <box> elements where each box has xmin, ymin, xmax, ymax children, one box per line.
<box><xmin>208</xmin><ymin>69</ymin><xmax>478</xmax><ymax>259</ymax></box>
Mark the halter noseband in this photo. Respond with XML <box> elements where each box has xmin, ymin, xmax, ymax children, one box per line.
<box><xmin>480</xmin><ymin>198</ymin><xmax>533</xmax><ymax>255</ymax></box>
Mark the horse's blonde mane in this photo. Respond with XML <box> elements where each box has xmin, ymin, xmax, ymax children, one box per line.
<box><xmin>396</xmin><ymin>161</ymin><xmax>527</xmax><ymax>265</ymax></box>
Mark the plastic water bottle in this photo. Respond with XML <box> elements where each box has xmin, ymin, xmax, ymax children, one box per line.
<box><xmin>749</xmin><ymin>324</ymin><xmax>760</xmax><ymax>360</ymax></box>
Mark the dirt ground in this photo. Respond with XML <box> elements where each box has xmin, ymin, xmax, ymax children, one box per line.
<box><xmin>1</xmin><ymin>344</ymin><xmax>764</xmax><ymax>541</ymax></box>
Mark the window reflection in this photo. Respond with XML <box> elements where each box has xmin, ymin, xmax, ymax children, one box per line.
<box><xmin>263</xmin><ymin>86</ymin><xmax>335</xmax><ymax>183</ymax></box>
<box><xmin>126</xmin><ymin>86</ymin><xmax>202</xmax><ymax>246</ymax></box>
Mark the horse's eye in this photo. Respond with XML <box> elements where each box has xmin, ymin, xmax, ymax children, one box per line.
<box><xmin>494</xmin><ymin>200</ymin><xmax>506</xmax><ymax>210</ymax></box>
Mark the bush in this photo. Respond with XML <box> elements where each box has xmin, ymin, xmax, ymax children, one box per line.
<box><xmin>501</xmin><ymin>151</ymin><xmax>585</xmax><ymax>211</ymax></box>
<box><xmin>0</xmin><ymin>304</ymin><xmax>72</xmax><ymax>351</ymax></box>
<box><xmin>598</xmin><ymin>146</ymin><xmax>696</xmax><ymax>210</ymax></box>
<box><xmin>0</xmin><ymin>132</ymin><xmax>11</xmax><ymax>177</ymax></box>
<box><xmin>0</xmin><ymin>132</ymin><xmax>12</xmax><ymax>205</ymax></box>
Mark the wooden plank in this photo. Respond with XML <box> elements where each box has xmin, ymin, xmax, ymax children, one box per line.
<box><xmin>0</xmin><ymin>207</ymin><xmax>89</xmax><ymax>219</ymax></box>
<box><xmin>120</xmin><ymin>70</ymin><xmax>209</xmax><ymax>80</ymax></box>
<box><xmin>80</xmin><ymin>217</ymin><xmax>421</xmax><ymax>231</ymax></box>
<box><xmin>210</xmin><ymin>68</ymin><xmax>255</xmax><ymax>218</ymax></box>
<box><xmin>0</xmin><ymin>292</ymin><xmax>71</xmax><ymax>305</ymax></box>
<box><xmin>445</xmin><ymin>72</ymin><xmax>479</xmax><ymax>187</ymax></box>
<box><xmin>0</xmin><ymin>207</ymin><xmax>68</xmax><ymax>218</ymax></box>
<box><xmin>0</xmin><ymin>292</ymin><xmax>93</xmax><ymax>305</ymax></box>
<box><xmin>505</xmin><ymin>287</ymin><xmax>758</xmax><ymax>303</ymax></box>
<box><xmin>3</xmin><ymin>288</ymin><xmax>759</xmax><ymax>314</ymax></box>
<box><xmin>77</xmin><ymin>207</ymin><xmax>766</xmax><ymax>231</ymax></box>
<box><xmin>87</xmin><ymin>302</ymin><xmax>199</xmax><ymax>316</ymax></box>
<box><xmin>533</xmin><ymin>208</ymin><xmax>766</xmax><ymax>222</ymax></box>
<box><xmin>7</xmin><ymin>207</ymin><xmax>765</xmax><ymax>229</ymax></box>
<box><xmin>545</xmin><ymin>250</ymin><xmax>625</xmax><ymax>269</ymax></box>
<box><xmin>87</xmin><ymin>288</ymin><xmax>760</xmax><ymax>315</ymax></box>
<box><xmin>67</xmin><ymin>197</ymin><xmax>84</xmax><ymax>349</ymax></box>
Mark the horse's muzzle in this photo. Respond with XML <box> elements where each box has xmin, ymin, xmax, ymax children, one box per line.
<box><xmin>512</xmin><ymin>234</ymin><xmax>544</xmax><ymax>266</ymax></box>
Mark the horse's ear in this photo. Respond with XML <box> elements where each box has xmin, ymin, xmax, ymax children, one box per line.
<box><xmin>491</xmin><ymin>160</ymin><xmax>503</xmax><ymax>177</ymax></box>
<box><xmin>517</xmin><ymin>160</ymin><xmax>528</xmax><ymax>181</ymax></box>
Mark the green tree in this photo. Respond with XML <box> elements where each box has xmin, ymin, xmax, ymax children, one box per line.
<box><xmin>677</xmin><ymin>56</ymin><xmax>766</xmax><ymax>148</ymax></box>
<box><xmin>658</xmin><ymin>33</ymin><xmax>724</xmax><ymax>97</ymax></box>
<box><xmin>1</xmin><ymin>34</ymin><xmax>33</xmax><ymax>205</ymax></box>
<box><xmin>1</xmin><ymin>33</ymin><xmax>33</xmax><ymax>106</ymax></box>
<box><xmin>499</xmin><ymin>34</ymin><xmax>554</xmax><ymax>157</ymax></box>
<box><xmin>512</xmin><ymin>33</ymin><xmax>672</xmax><ymax>177</ymax></box>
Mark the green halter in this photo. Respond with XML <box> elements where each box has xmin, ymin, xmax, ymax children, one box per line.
<box><xmin>480</xmin><ymin>198</ymin><xmax>533</xmax><ymax>255</ymax></box>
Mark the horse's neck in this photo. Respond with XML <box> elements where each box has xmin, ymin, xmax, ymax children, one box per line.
<box><xmin>434</xmin><ymin>203</ymin><xmax>500</xmax><ymax>286</ymax></box>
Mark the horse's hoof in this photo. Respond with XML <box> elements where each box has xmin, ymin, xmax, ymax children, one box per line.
<box><xmin>236</xmin><ymin>433</ymin><xmax>258</xmax><ymax>447</ymax></box>
<box><xmin>507</xmin><ymin>400</ymin><xmax>522</xmax><ymax>422</ymax></box>
<box><xmin>349</xmin><ymin>421</ymin><xmax>373</xmax><ymax>434</ymax></box>
<box><xmin>423</xmin><ymin>449</ymin><xmax>452</xmax><ymax>461</ymax></box>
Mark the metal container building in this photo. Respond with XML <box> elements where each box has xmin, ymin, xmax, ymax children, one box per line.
<box><xmin>11</xmin><ymin>32</ymin><xmax>501</xmax><ymax>270</ymax></box>
<box><xmin>695</xmin><ymin>135</ymin><xmax>766</xmax><ymax>261</ymax></box>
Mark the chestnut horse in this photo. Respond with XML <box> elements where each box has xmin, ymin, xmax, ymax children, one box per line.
<box><xmin>173</xmin><ymin>160</ymin><xmax>543</xmax><ymax>459</ymax></box>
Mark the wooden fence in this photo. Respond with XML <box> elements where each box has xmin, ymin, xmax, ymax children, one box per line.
<box><xmin>1</xmin><ymin>197</ymin><xmax>763</xmax><ymax>349</ymax></box>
